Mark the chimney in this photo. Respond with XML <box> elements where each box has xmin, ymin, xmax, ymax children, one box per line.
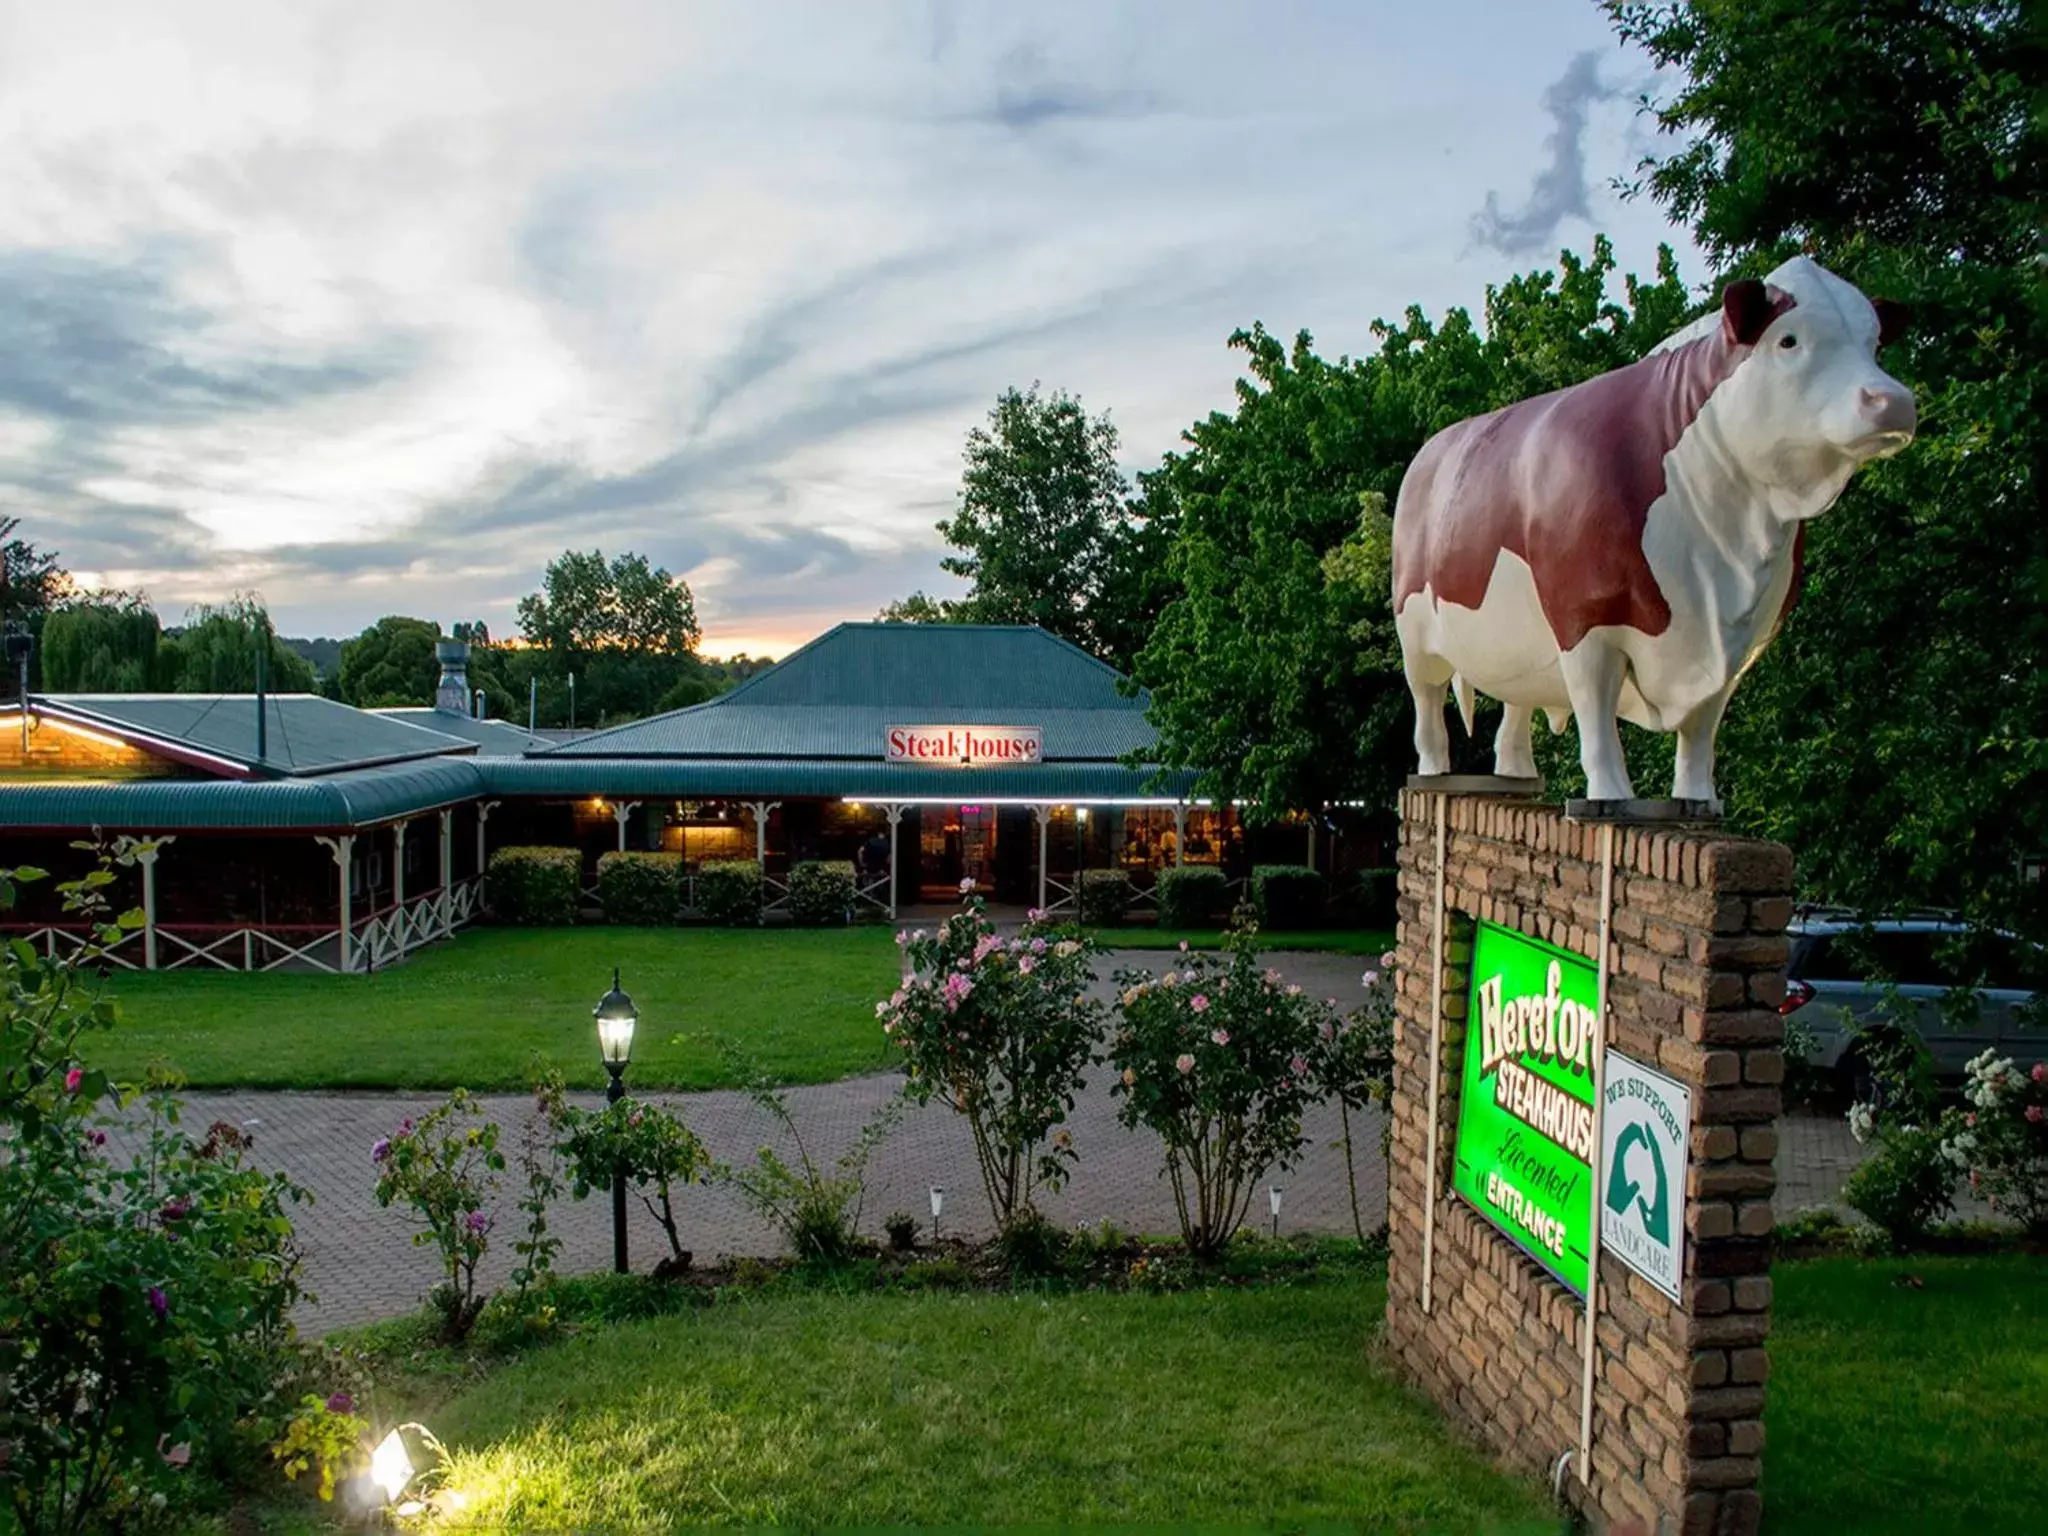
<box><xmin>434</xmin><ymin>639</ymin><xmax>470</xmax><ymax>713</ymax></box>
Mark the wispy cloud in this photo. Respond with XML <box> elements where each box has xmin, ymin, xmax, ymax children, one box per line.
<box><xmin>0</xmin><ymin>1</ymin><xmax>1692</xmax><ymax>652</ymax></box>
<box><xmin>1469</xmin><ymin>49</ymin><xmax>1625</xmax><ymax>258</ymax></box>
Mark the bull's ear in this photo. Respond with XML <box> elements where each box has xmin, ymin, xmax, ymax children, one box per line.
<box><xmin>1721</xmin><ymin>279</ymin><xmax>1776</xmax><ymax>346</ymax></box>
<box><xmin>1871</xmin><ymin>298</ymin><xmax>1910</xmax><ymax>347</ymax></box>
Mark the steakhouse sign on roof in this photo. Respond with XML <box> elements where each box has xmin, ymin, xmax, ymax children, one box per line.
<box><xmin>885</xmin><ymin>725</ymin><xmax>1043</xmax><ymax>766</ymax></box>
<box><xmin>1451</xmin><ymin>921</ymin><xmax>1599</xmax><ymax>1295</ymax></box>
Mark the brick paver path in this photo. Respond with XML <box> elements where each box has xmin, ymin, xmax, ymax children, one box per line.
<box><xmin>120</xmin><ymin>945</ymin><xmax>1875</xmax><ymax>1334</ymax></box>
<box><xmin>140</xmin><ymin>950</ymin><xmax>1387</xmax><ymax>1333</ymax></box>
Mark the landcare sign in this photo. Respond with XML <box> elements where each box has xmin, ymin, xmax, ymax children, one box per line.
<box><xmin>1452</xmin><ymin>921</ymin><xmax>1599</xmax><ymax>1295</ymax></box>
<box><xmin>1600</xmin><ymin>1051</ymin><xmax>1692</xmax><ymax>1301</ymax></box>
<box><xmin>885</xmin><ymin>725</ymin><xmax>1043</xmax><ymax>766</ymax></box>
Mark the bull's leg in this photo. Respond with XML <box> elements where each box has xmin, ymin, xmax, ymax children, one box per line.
<box><xmin>1672</xmin><ymin>690</ymin><xmax>1732</xmax><ymax>804</ymax></box>
<box><xmin>1403</xmin><ymin>650</ymin><xmax>1454</xmax><ymax>776</ymax></box>
<box><xmin>1557</xmin><ymin>642</ymin><xmax>1634</xmax><ymax>800</ymax></box>
<box><xmin>1494</xmin><ymin>704</ymin><xmax>1538</xmax><ymax>779</ymax></box>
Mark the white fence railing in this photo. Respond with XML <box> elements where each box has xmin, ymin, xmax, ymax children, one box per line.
<box><xmin>2</xmin><ymin>876</ymin><xmax>484</xmax><ymax>975</ymax></box>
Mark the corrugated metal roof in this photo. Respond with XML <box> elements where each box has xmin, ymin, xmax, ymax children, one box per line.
<box><xmin>547</xmin><ymin>624</ymin><xmax>1153</xmax><ymax>759</ymax></box>
<box><xmin>39</xmin><ymin>694</ymin><xmax>476</xmax><ymax>776</ymax></box>
<box><xmin>0</xmin><ymin>757</ymin><xmax>485</xmax><ymax>831</ymax></box>
<box><xmin>374</xmin><ymin>708</ymin><xmax>549</xmax><ymax>757</ymax></box>
<box><xmin>482</xmin><ymin>758</ymin><xmax>1193</xmax><ymax>802</ymax></box>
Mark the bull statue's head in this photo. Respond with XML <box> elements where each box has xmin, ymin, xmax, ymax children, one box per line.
<box><xmin>1703</xmin><ymin>255</ymin><xmax>1916</xmax><ymax>512</ymax></box>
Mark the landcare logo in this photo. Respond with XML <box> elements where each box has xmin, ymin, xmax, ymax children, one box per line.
<box><xmin>1452</xmin><ymin>922</ymin><xmax>1598</xmax><ymax>1295</ymax></box>
<box><xmin>1598</xmin><ymin>1052</ymin><xmax>1692</xmax><ymax>1301</ymax></box>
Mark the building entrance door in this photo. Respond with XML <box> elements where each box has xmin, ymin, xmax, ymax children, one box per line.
<box><xmin>919</xmin><ymin>804</ymin><xmax>997</xmax><ymax>898</ymax></box>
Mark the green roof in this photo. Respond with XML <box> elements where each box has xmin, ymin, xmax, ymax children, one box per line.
<box><xmin>547</xmin><ymin>624</ymin><xmax>1154</xmax><ymax>760</ymax></box>
<box><xmin>38</xmin><ymin>694</ymin><xmax>476</xmax><ymax>776</ymax></box>
<box><xmin>0</xmin><ymin>758</ymin><xmax>485</xmax><ymax>831</ymax></box>
<box><xmin>0</xmin><ymin>627</ymin><xmax>1186</xmax><ymax>830</ymax></box>
<box><xmin>373</xmin><ymin>708</ymin><xmax>549</xmax><ymax>757</ymax></box>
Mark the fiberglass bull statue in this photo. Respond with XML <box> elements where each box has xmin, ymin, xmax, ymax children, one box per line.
<box><xmin>1392</xmin><ymin>255</ymin><xmax>1915</xmax><ymax>804</ymax></box>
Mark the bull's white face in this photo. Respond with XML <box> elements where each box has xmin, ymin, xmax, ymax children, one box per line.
<box><xmin>1707</xmin><ymin>256</ymin><xmax>1917</xmax><ymax>510</ymax></box>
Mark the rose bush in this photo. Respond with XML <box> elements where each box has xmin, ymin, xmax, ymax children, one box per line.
<box><xmin>371</xmin><ymin>1089</ymin><xmax>504</xmax><ymax>1340</ymax></box>
<box><xmin>1108</xmin><ymin>930</ymin><xmax>1339</xmax><ymax>1258</ymax></box>
<box><xmin>880</xmin><ymin>892</ymin><xmax>1105</xmax><ymax>1234</ymax></box>
<box><xmin>553</xmin><ymin>1096</ymin><xmax>711</xmax><ymax>1272</ymax></box>
<box><xmin>1941</xmin><ymin>1050</ymin><xmax>2048</xmax><ymax>1235</ymax></box>
<box><xmin>2</xmin><ymin>856</ymin><xmax>307</xmax><ymax>1536</ymax></box>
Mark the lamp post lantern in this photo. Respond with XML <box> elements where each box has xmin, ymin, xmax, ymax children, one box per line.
<box><xmin>1268</xmin><ymin>1185</ymin><xmax>1283</xmax><ymax>1240</ymax></box>
<box><xmin>929</xmin><ymin>1185</ymin><xmax>945</xmax><ymax>1246</ymax></box>
<box><xmin>594</xmin><ymin>968</ymin><xmax>638</xmax><ymax>1273</ymax></box>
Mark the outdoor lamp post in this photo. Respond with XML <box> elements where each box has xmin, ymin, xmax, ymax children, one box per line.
<box><xmin>929</xmin><ymin>1185</ymin><xmax>945</xmax><ymax>1245</ymax></box>
<box><xmin>1269</xmin><ymin>1185</ymin><xmax>1283</xmax><ymax>1240</ymax></box>
<box><xmin>594</xmin><ymin>968</ymin><xmax>638</xmax><ymax>1273</ymax></box>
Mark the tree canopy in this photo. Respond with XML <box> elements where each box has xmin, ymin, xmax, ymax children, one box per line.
<box><xmin>1608</xmin><ymin>0</ymin><xmax>2046</xmax><ymax>933</ymax></box>
<box><xmin>337</xmin><ymin>616</ymin><xmax>443</xmax><ymax>708</ymax></box>
<box><xmin>39</xmin><ymin>598</ymin><xmax>162</xmax><ymax>692</ymax></box>
<box><xmin>163</xmin><ymin>598</ymin><xmax>316</xmax><ymax>694</ymax></box>
<box><xmin>914</xmin><ymin>385</ymin><xmax>1176</xmax><ymax>670</ymax></box>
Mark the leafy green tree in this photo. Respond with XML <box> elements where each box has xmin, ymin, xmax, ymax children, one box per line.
<box><xmin>516</xmin><ymin>550</ymin><xmax>700</xmax><ymax>659</ymax></box>
<box><xmin>938</xmin><ymin>385</ymin><xmax>1175</xmax><ymax>670</ymax></box>
<box><xmin>161</xmin><ymin>598</ymin><xmax>315</xmax><ymax>694</ymax></box>
<box><xmin>875</xmin><ymin>591</ymin><xmax>956</xmax><ymax>624</ymax></box>
<box><xmin>505</xmin><ymin>551</ymin><xmax>708</xmax><ymax>726</ymax></box>
<box><xmin>38</xmin><ymin>598</ymin><xmax>162</xmax><ymax>692</ymax></box>
<box><xmin>0</xmin><ymin>518</ymin><xmax>70</xmax><ymax>629</ymax></box>
<box><xmin>1608</xmin><ymin>0</ymin><xmax>2046</xmax><ymax>934</ymax></box>
<box><xmin>337</xmin><ymin>615</ymin><xmax>442</xmax><ymax>707</ymax></box>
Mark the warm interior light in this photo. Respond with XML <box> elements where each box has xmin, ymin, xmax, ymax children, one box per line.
<box><xmin>371</xmin><ymin>1429</ymin><xmax>414</xmax><ymax>1503</ymax></box>
<box><xmin>1075</xmin><ymin>808</ymin><xmax>1090</xmax><ymax>824</ymax></box>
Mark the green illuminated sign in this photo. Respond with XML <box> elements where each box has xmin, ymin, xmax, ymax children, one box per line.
<box><xmin>1450</xmin><ymin>921</ymin><xmax>1599</xmax><ymax>1295</ymax></box>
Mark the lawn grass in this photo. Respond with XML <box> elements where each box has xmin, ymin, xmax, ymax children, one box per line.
<box><xmin>93</xmin><ymin>926</ymin><xmax>903</xmax><ymax>1092</ymax></box>
<box><xmin>1768</xmin><ymin>1253</ymin><xmax>2048</xmax><ymax>1533</ymax></box>
<box><xmin>1092</xmin><ymin>925</ymin><xmax>1396</xmax><ymax>955</ymax></box>
<box><xmin>402</xmin><ymin>1274</ymin><xmax>1557</xmax><ymax>1530</ymax></box>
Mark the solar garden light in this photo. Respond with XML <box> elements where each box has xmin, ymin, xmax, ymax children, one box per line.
<box><xmin>1268</xmin><ymin>1185</ymin><xmax>1283</xmax><ymax>1240</ymax></box>
<box><xmin>594</xmin><ymin>968</ymin><xmax>638</xmax><ymax>1274</ymax></box>
<box><xmin>929</xmin><ymin>1185</ymin><xmax>945</xmax><ymax>1245</ymax></box>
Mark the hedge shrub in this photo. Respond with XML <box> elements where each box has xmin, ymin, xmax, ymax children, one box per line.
<box><xmin>486</xmin><ymin>846</ymin><xmax>581</xmax><ymax>925</ymax></box>
<box><xmin>695</xmin><ymin>859</ymin><xmax>763</xmax><ymax>925</ymax></box>
<box><xmin>1155</xmin><ymin>865</ymin><xmax>1228</xmax><ymax>929</ymax></box>
<box><xmin>1353</xmin><ymin>866</ymin><xmax>1398</xmax><ymax>928</ymax></box>
<box><xmin>1252</xmin><ymin>865</ymin><xmax>1326</xmax><ymax>929</ymax></box>
<box><xmin>788</xmin><ymin>860</ymin><xmax>857</xmax><ymax>926</ymax></box>
<box><xmin>1078</xmin><ymin>868</ymin><xmax>1132</xmax><ymax>927</ymax></box>
<box><xmin>598</xmin><ymin>851</ymin><xmax>682</xmax><ymax>925</ymax></box>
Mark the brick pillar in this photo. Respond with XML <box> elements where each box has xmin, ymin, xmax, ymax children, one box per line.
<box><xmin>1384</xmin><ymin>792</ymin><xmax>1790</xmax><ymax>1536</ymax></box>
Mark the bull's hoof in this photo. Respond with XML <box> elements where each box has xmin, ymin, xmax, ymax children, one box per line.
<box><xmin>1564</xmin><ymin>797</ymin><xmax>1724</xmax><ymax>824</ymax></box>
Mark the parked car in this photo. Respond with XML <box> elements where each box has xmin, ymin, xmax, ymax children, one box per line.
<box><xmin>1782</xmin><ymin>911</ymin><xmax>2046</xmax><ymax>1092</ymax></box>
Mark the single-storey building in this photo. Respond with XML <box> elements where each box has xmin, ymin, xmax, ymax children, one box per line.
<box><xmin>0</xmin><ymin>623</ymin><xmax>1351</xmax><ymax>972</ymax></box>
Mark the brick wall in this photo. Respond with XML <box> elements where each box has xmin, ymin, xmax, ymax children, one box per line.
<box><xmin>1385</xmin><ymin>791</ymin><xmax>1790</xmax><ymax>1536</ymax></box>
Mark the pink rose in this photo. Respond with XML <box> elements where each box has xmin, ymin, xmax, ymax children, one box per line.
<box><xmin>2027</xmin><ymin>1104</ymin><xmax>2044</xmax><ymax>1124</ymax></box>
<box><xmin>1191</xmin><ymin>995</ymin><xmax>1210</xmax><ymax>1014</ymax></box>
<box><xmin>1210</xmin><ymin>1028</ymin><xmax>1230</xmax><ymax>1046</ymax></box>
<box><xmin>1178</xmin><ymin>940</ymin><xmax>1190</xmax><ymax>953</ymax></box>
<box><xmin>64</xmin><ymin>1067</ymin><xmax>83</xmax><ymax>1094</ymax></box>
<box><xmin>1291</xmin><ymin>1054</ymin><xmax>1309</xmax><ymax>1077</ymax></box>
<box><xmin>2033</xmin><ymin>1063</ymin><xmax>2046</xmax><ymax>1084</ymax></box>
<box><xmin>1018</xmin><ymin>956</ymin><xmax>1037</xmax><ymax>975</ymax></box>
<box><xmin>1176</xmin><ymin>1053</ymin><xmax>1195</xmax><ymax>1075</ymax></box>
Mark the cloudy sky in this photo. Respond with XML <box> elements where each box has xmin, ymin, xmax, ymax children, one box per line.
<box><xmin>2</xmin><ymin>0</ymin><xmax>1700</xmax><ymax>657</ymax></box>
